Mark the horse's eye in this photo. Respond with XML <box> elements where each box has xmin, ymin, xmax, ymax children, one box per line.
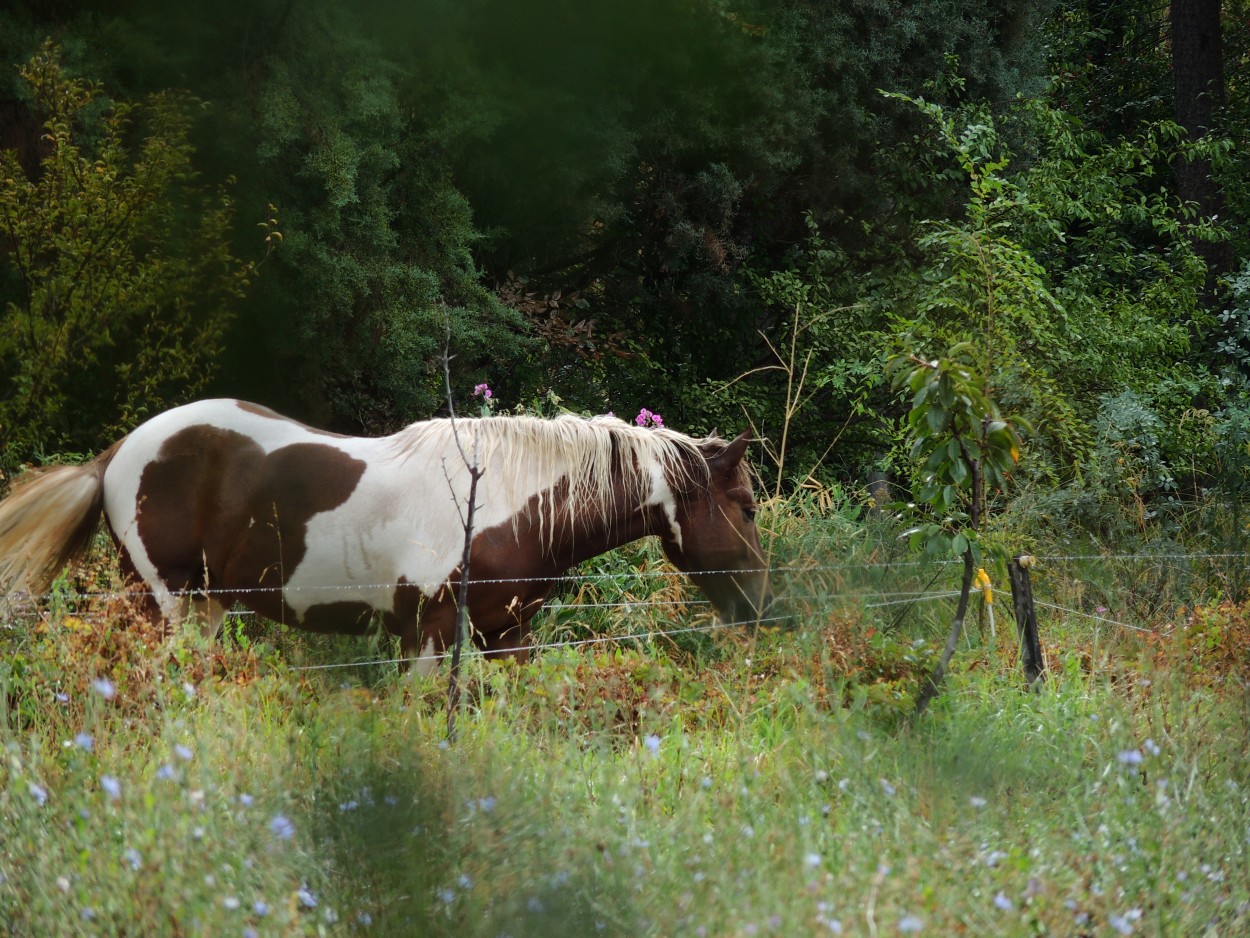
<box><xmin>743</xmin><ymin>506</ymin><xmax>758</xmax><ymax>522</ymax></box>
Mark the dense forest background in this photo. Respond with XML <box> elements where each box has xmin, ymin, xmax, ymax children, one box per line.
<box><xmin>1</xmin><ymin>0</ymin><xmax>1246</xmax><ymax>529</ymax></box>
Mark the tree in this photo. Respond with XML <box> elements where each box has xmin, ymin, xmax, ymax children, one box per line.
<box><xmin>887</xmin><ymin>342</ymin><xmax>1027</xmax><ymax>714</ymax></box>
<box><xmin>0</xmin><ymin>43</ymin><xmax>252</xmax><ymax>470</ymax></box>
<box><xmin>1171</xmin><ymin>0</ymin><xmax>1234</xmax><ymax>295</ymax></box>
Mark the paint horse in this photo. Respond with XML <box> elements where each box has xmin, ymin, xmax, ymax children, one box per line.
<box><xmin>0</xmin><ymin>400</ymin><xmax>773</xmax><ymax>671</ymax></box>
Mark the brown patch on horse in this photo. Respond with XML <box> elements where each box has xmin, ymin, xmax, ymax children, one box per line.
<box><xmin>298</xmin><ymin>601</ymin><xmax>377</xmax><ymax>635</ymax></box>
<box><xmin>135</xmin><ymin>426</ymin><xmax>366</xmax><ymax>623</ymax></box>
<box><xmin>405</xmin><ymin>477</ymin><xmax>670</xmax><ymax>663</ymax></box>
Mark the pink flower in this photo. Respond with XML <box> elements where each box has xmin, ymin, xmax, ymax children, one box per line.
<box><xmin>472</xmin><ymin>383</ymin><xmax>492</xmax><ymax>400</ymax></box>
<box><xmin>635</xmin><ymin>408</ymin><xmax>663</xmax><ymax>428</ymax></box>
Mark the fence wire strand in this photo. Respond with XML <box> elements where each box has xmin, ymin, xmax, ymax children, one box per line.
<box><xmin>1</xmin><ymin>547</ymin><xmax>1224</xmax><ymax>671</ymax></box>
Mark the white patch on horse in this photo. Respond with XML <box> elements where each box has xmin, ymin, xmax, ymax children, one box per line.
<box><xmin>642</xmin><ymin>455</ymin><xmax>683</xmax><ymax>549</ymax></box>
<box><xmin>283</xmin><ymin>429</ymin><xmax>576</xmax><ymax>619</ymax></box>
<box><xmin>413</xmin><ymin>636</ymin><xmax>438</xmax><ymax>678</ymax></box>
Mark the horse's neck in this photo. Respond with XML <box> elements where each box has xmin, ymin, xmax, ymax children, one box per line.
<box><xmin>550</xmin><ymin>494</ymin><xmax>672</xmax><ymax>570</ymax></box>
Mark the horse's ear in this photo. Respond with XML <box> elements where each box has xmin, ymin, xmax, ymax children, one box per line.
<box><xmin>708</xmin><ymin>431</ymin><xmax>752</xmax><ymax>474</ymax></box>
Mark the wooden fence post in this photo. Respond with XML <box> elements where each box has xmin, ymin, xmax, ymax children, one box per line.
<box><xmin>1007</xmin><ymin>555</ymin><xmax>1045</xmax><ymax>687</ymax></box>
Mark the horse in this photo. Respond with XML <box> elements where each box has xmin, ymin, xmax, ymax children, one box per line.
<box><xmin>0</xmin><ymin>399</ymin><xmax>774</xmax><ymax>672</ymax></box>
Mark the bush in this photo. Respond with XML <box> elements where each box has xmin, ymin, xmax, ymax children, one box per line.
<box><xmin>0</xmin><ymin>42</ymin><xmax>253</xmax><ymax>470</ymax></box>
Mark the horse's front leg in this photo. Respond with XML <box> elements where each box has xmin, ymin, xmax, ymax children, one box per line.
<box><xmin>397</xmin><ymin>597</ymin><xmax>454</xmax><ymax>677</ymax></box>
<box><xmin>479</xmin><ymin>594</ymin><xmax>550</xmax><ymax>663</ymax></box>
<box><xmin>479</xmin><ymin>624</ymin><xmax>532</xmax><ymax>663</ymax></box>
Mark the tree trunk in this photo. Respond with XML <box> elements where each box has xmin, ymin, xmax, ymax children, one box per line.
<box><xmin>1171</xmin><ymin>0</ymin><xmax>1233</xmax><ymax>298</ymax></box>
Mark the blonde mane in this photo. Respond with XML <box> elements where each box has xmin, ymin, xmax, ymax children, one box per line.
<box><xmin>388</xmin><ymin>413</ymin><xmax>721</xmax><ymax>544</ymax></box>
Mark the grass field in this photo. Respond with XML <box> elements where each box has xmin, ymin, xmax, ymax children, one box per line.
<box><xmin>1</xmin><ymin>529</ymin><xmax>1248</xmax><ymax>936</ymax></box>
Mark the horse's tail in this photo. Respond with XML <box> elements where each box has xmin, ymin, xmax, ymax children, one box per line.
<box><xmin>0</xmin><ymin>441</ymin><xmax>122</xmax><ymax>608</ymax></box>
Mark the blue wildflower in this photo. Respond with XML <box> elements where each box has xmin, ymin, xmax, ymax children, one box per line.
<box><xmin>269</xmin><ymin>815</ymin><xmax>295</xmax><ymax>840</ymax></box>
<box><xmin>100</xmin><ymin>775</ymin><xmax>122</xmax><ymax>801</ymax></box>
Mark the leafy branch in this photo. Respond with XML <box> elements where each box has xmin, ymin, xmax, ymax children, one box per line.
<box><xmin>887</xmin><ymin>342</ymin><xmax>1027</xmax><ymax>715</ymax></box>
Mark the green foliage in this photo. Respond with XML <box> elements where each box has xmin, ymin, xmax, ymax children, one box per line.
<box><xmin>226</xmin><ymin>3</ymin><xmax>530</xmax><ymax>431</ymax></box>
<box><xmin>723</xmin><ymin>217</ymin><xmax>890</xmax><ymax>483</ymax></box>
<box><xmin>891</xmin><ymin>343</ymin><xmax>1025</xmax><ymax>523</ymax></box>
<box><xmin>875</xmin><ymin>95</ymin><xmax>1220</xmax><ymax>489</ymax></box>
<box><xmin>890</xmin><ymin>97</ymin><xmax>1077</xmax><ymax>469</ymax></box>
<box><xmin>0</xmin><ymin>42</ymin><xmax>251</xmax><ymax>469</ymax></box>
<box><xmin>408</xmin><ymin>0</ymin><xmax>1051</xmax><ymax>426</ymax></box>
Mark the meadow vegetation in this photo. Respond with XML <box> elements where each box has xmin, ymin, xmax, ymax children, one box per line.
<box><xmin>1</xmin><ymin>504</ymin><xmax>1247</xmax><ymax>936</ymax></box>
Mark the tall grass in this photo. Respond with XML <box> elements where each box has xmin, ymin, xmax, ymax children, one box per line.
<box><xmin>2</xmin><ymin>515</ymin><xmax>1249</xmax><ymax>936</ymax></box>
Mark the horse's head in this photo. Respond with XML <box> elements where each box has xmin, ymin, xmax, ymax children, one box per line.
<box><xmin>660</xmin><ymin>432</ymin><xmax>774</xmax><ymax>625</ymax></box>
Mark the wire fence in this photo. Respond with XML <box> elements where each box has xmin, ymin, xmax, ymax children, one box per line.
<box><xmin>9</xmin><ymin>549</ymin><xmax>1250</xmax><ymax>605</ymax></box>
<box><xmin>2</xmin><ymin>546</ymin><xmax>1225</xmax><ymax>677</ymax></box>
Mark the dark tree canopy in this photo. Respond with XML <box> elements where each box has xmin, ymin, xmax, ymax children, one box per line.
<box><xmin>1</xmin><ymin>0</ymin><xmax>1247</xmax><ymax>500</ymax></box>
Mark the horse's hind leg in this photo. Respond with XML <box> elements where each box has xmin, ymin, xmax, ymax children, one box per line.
<box><xmin>117</xmin><ymin>545</ymin><xmax>225</xmax><ymax>639</ymax></box>
<box><xmin>174</xmin><ymin>594</ymin><xmax>228</xmax><ymax>641</ymax></box>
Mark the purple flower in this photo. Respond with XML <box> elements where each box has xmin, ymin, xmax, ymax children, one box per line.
<box><xmin>1117</xmin><ymin>749</ymin><xmax>1144</xmax><ymax>766</ymax></box>
<box><xmin>297</xmin><ymin>884</ymin><xmax>318</xmax><ymax>909</ymax></box>
<box><xmin>173</xmin><ymin>744</ymin><xmax>194</xmax><ymax>762</ymax></box>
<box><xmin>28</xmin><ymin>782</ymin><xmax>48</xmax><ymax>806</ymax></box>
<box><xmin>634</xmin><ymin>407</ymin><xmax>665</xmax><ymax>428</ymax></box>
<box><xmin>74</xmin><ymin>732</ymin><xmax>94</xmax><ymax>751</ymax></box>
<box><xmin>91</xmin><ymin>678</ymin><xmax>116</xmax><ymax>700</ymax></box>
<box><xmin>1109</xmin><ymin>914</ymin><xmax>1134</xmax><ymax>935</ymax></box>
<box><xmin>472</xmin><ymin>383</ymin><xmax>493</xmax><ymax>400</ymax></box>
<box><xmin>100</xmin><ymin>775</ymin><xmax>122</xmax><ymax>801</ymax></box>
<box><xmin>993</xmin><ymin>892</ymin><xmax>1013</xmax><ymax>911</ymax></box>
<box><xmin>124</xmin><ymin>847</ymin><xmax>142</xmax><ymax>870</ymax></box>
<box><xmin>643</xmin><ymin>734</ymin><xmax>661</xmax><ymax>755</ymax></box>
<box><xmin>269</xmin><ymin>814</ymin><xmax>295</xmax><ymax>840</ymax></box>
